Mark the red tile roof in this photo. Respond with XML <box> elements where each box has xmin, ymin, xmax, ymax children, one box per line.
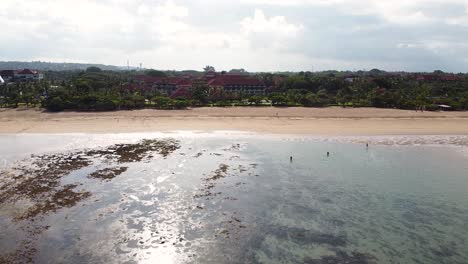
<box><xmin>416</xmin><ymin>74</ymin><xmax>460</xmax><ymax>81</ymax></box>
<box><xmin>135</xmin><ymin>75</ymin><xmax>165</xmax><ymax>83</ymax></box>
<box><xmin>176</xmin><ymin>78</ymin><xmax>192</xmax><ymax>86</ymax></box>
<box><xmin>135</xmin><ymin>75</ymin><xmax>193</xmax><ymax>86</ymax></box>
<box><xmin>17</xmin><ymin>69</ymin><xmax>38</xmax><ymax>75</ymax></box>
<box><xmin>170</xmin><ymin>87</ymin><xmax>191</xmax><ymax>98</ymax></box>
<box><xmin>1</xmin><ymin>69</ymin><xmax>40</xmax><ymax>76</ymax></box>
<box><xmin>441</xmin><ymin>75</ymin><xmax>459</xmax><ymax>81</ymax></box>
<box><xmin>207</xmin><ymin>74</ymin><xmax>264</xmax><ymax>86</ymax></box>
<box><xmin>122</xmin><ymin>83</ymin><xmax>152</xmax><ymax>92</ymax></box>
<box><xmin>135</xmin><ymin>74</ymin><xmax>264</xmax><ymax>90</ymax></box>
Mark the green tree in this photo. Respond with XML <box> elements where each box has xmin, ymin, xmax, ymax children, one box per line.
<box><xmin>86</xmin><ymin>66</ymin><xmax>102</xmax><ymax>73</ymax></box>
<box><xmin>174</xmin><ymin>99</ymin><xmax>189</xmax><ymax>109</ymax></box>
<box><xmin>46</xmin><ymin>97</ymin><xmax>65</xmax><ymax>111</ymax></box>
<box><xmin>191</xmin><ymin>84</ymin><xmax>210</xmax><ymax>104</ymax></box>
<box><xmin>270</xmin><ymin>94</ymin><xmax>288</xmax><ymax>106</ymax></box>
<box><xmin>145</xmin><ymin>69</ymin><xmax>166</xmax><ymax>77</ymax></box>
<box><xmin>153</xmin><ymin>96</ymin><xmax>172</xmax><ymax>109</ymax></box>
<box><xmin>203</xmin><ymin>65</ymin><xmax>215</xmax><ymax>72</ymax></box>
<box><xmin>249</xmin><ymin>96</ymin><xmax>263</xmax><ymax>106</ymax></box>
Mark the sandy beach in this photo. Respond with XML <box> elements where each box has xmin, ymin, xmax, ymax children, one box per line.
<box><xmin>1</xmin><ymin>107</ymin><xmax>467</xmax><ymax>135</ymax></box>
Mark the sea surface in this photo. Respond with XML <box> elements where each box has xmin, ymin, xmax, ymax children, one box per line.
<box><xmin>1</xmin><ymin>132</ymin><xmax>468</xmax><ymax>264</ymax></box>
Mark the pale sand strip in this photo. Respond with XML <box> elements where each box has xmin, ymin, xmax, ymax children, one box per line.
<box><xmin>0</xmin><ymin>107</ymin><xmax>467</xmax><ymax>135</ymax></box>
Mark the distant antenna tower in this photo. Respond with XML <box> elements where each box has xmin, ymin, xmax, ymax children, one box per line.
<box><xmin>139</xmin><ymin>63</ymin><xmax>142</xmax><ymax>71</ymax></box>
<box><xmin>127</xmin><ymin>60</ymin><xmax>130</xmax><ymax>71</ymax></box>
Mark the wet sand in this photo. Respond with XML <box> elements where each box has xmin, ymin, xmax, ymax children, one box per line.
<box><xmin>1</xmin><ymin>107</ymin><xmax>467</xmax><ymax>135</ymax></box>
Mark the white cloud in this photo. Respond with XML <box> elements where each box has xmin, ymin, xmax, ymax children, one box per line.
<box><xmin>239</xmin><ymin>0</ymin><xmax>344</xmax><ymax>6</ymax></box>
<box><xmin>242</xmin><ymin>0</ymin><xmax>468</xmax><ymax>25</ymax></box>
<box><xmin>241</xmin><ymin>9</ymin><xmax>303</xmax><ymax>36</ymax></box>
<box><xmin>142</xmin><ymin>8</ymin><xmax>305</xmax><ymax>69</ymax></box>
<box><xmin>238</xmin><ymin>9</ymin><xmax>304</xmax><ymax>51</ymax></box>
<box><xmin>1</xmin><ymin>0</ymin><xmax>468</xmax><ymax>71</ymax></box>
<box><xmin>445</xmin><ymin>6</ymin><xmax>468</xmax><ymax>25</ymax></box>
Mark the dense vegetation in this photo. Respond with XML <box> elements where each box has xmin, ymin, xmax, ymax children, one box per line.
<box><xmin>1</xmin><ymin>68</ymin><xmax>467</xmax><ymax>111</ymax></box>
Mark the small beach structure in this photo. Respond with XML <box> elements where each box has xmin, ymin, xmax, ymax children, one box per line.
<box><xmin>437</xmin><ymin>104</ymin><xmax>452</xmax><ymax>111</ymax></box>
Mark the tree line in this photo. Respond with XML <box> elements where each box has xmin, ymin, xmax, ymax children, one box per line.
<box><xmin>1</xmin><ymin>68</ymin><xmax>467</xmax><ymax>111</ymax></box>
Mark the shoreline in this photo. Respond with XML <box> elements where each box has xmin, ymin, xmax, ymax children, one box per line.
<box><xmin>1</xmin><ymin>107</ymin><xmax>468</xmax><ymax>135</ymax></box>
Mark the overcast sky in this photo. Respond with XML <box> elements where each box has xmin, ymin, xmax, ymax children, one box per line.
<box><xmin>2</xmin><ymin>0</ymin><xmax>468</xmax><ymax>72</ymax></box>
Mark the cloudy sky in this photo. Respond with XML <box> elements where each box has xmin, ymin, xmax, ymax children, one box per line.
<box><xmin>2</xmin><ymin>0</ymin><xmax>468</xmax><ymax>72</ymax></box>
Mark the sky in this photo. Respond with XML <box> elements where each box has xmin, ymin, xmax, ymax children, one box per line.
<box><xmin>2</xmin><ymin>0</ymin><xmax>468</xmax><ymax>72</ymax></box>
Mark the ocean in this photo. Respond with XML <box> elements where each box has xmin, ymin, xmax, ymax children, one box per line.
<box><xmin>1</xmin><ymin>133</ymin><xmax>467</xmax><ymax>264</ymax></box>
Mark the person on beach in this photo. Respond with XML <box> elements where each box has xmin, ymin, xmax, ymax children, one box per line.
<box><xmin>327</xmin><ymin>152</ymin><xmax>330</xmax><ymax>157</ymax></box>
<box><xmin>290</xmin><ymin>156</ymin><xmax>293</xmax><ymax>162</ymax></box>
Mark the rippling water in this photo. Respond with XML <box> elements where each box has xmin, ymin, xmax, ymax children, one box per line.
<box><xmin>1</xmin><ymin>133</ymin><xmax>468</xmax><ymax>264</ymax></box>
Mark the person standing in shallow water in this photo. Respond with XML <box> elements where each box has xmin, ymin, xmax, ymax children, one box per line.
<box><xmin>290</xmin><ymin>156</ymin><xmax>293</xmax><ymax>162</ymax></box>
<box><xmin>327</xmin><ymin>152</ymin><xmax>330</xmax><ymax>157</ymax></box>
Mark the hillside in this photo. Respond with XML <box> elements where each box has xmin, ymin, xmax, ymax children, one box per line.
<box><xmin>0</xmin><ymin>61</ymin><xmax>124</xmax><ymax>71</ymax></box>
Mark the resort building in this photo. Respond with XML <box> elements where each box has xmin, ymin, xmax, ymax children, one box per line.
<box><xmin>206</xmin><ymin>74</ymin><xmax>266</xmax><ymax>96</ymax></box>
<box><xmin>132</xmin><ymin>71</ymin><xmax>266</xmax><ymax>98</ymax></box>
<box><xmin>135</xmin><ymin>75</ymin><xmax>193</xmax><ymax>96</ymax></box>
<box><xmin>415</xmin><ymin>74</ymin><xmax>461</xmax><ymax>82</ymax></box>
<box><xmin>15</xmin><ymin>69</ymin><xmax>44</xmax><ymax>81</ymax></box>
<box><xmin>0</xmin><ymin>69</ymin><xmax>44</xmax><ymax>82</ymax></box>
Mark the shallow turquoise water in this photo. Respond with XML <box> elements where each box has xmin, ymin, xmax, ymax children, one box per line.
<box><xmin>1</xmin><ymin>133</ymin><xmax>467</xmax><ymax>263</ymax></box>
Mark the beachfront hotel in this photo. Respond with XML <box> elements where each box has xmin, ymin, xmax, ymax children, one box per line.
<box><xmin>132</xmin><ymin>71</ymin><xmax>266</xmax><ymax>98</ymax></box>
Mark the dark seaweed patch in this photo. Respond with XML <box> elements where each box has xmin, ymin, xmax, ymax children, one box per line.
<box><xmin>205</xmin><ymin>164</ymin><xmax>229</xmax><ymax>181</ymax></box>
<box><xmin>268</xmin><ymin>226</ymin><xmax>347</xmax><ymax>247</ymax></box>
<box><xmin>194</xmin><ymin>164</ymin><xmax>230</xmax><ymax>199</ymax></box>
<box><xmin>430</xmin><ymin>243</ymin><xmax>459</xmax><ymax>258</ymax></box>
<box><xmin>0</xmin><ymin>155</ymin><xmax>91</xmax><ymax>205</ymax></box>
<box><xmin>89</xmin><ymin>167</ymin><xmax>128</xmax><ymax>181</ymax></box>
<box><xmin>0</xmin><ymin>239</ymin><xmax>37</xmax><ymax>264</ymax></box>
<box><xmin>0</xmin><ymin>139</ymin><xmax>180</xmax><ymax>220</ymax></box>
<box><xmin>86</xmin><ymin>138</ymin><xmax>180</xmax><ymax>163</ymax></box>
<box><xmin>0</xmin><ymin>138</ymin><xmax>180</xmax><ymax>262</ymax></box>
<box><xmin>223</xmin><ymin>143</ymin><xmax>242</xmax><ymax>151</ymax></box>
<box><xmin>304</xmin><ymin>250</ymin><xmax>377</xmax><ymax>264</ymax></box>
<box><xmin>18</xmin><ymin>184</ymin><xmax>91</xmax><ymax>220</ymax></box>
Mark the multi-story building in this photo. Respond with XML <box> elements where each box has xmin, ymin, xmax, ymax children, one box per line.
<box><xmin>207</xmin><ymin>74</ymin><xmax>266</xmax><ymax>96</ymax></box>
<box><xmin>135</xmin><ymin>75</ymin><xmax>192</xmax><ymax>96</ymax></box>
<box><xmin>132</xmin><ymin>71</ymin><xmax>266</xmax><ymax>98</ymax></box>
<box><xmin>15</xmin><ymin>69</ymin><xmax>44</xmax><ymax>80</ymax></box>
<box><xmin>0</xmin><ymin>69</ymin><xmax>44</xmax><ymax>82</ymax></box>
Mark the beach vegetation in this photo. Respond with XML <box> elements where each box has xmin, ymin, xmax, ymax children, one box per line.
<box><xmin>1</xmin><ymin>69</ymin><xmax>467</xmax><ymax>111</ymax></box>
